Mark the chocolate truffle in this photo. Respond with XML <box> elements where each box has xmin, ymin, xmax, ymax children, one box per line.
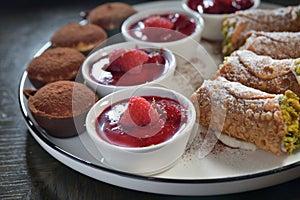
<box><xmin>28</xmin><ymin>81</ymin><xmax>98</xmax><ymax>137</ymax></box>
<box><xmin>50</xmin><ymin>22</ymin><xmax>107</xmax><ymax>52</ymax></box>
<box><xmin>26</xmin><ymin>47</ymin><xmax>86</xmax><ymax>88</ymax></box>
<box><xmin>87</xmin><ymin>2</ymin><xmax>136</xmax><ymax>30</ymax></box>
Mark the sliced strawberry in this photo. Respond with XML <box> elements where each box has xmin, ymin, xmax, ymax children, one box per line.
<box><xmin>109</xmin><ymin>48</ymin><xmax>126</xmax><ymax>63</ymax></box>
<box><xmin>113</xmin><ymin>49</ymin><xmax>149</xmax><ymax>73</ymax></box>
<box><xmin>157</xmin><ymin>100</ymin><xmax>182</xmax><ymax>123</ymax></box>
<box><xmin>203</xmin><ymin>3</ymin><xmax>221</xmax><ymax>14</ymax></box>
<box><xmin>144</xmin><ymin>16</ymin><xmax>174</xmax><ymax>29</ymax></box>
<box><xmin>187</xmin><ymin>0</ymin><xmax>203</xmax><ymax>11</ymax></box>
<box><xmin>104</xmin><ymin>48</ymin><xmax>126</xmax><ymax>72</ymax></box>
<box><xmin>147</xmin><ymin>52</ymin><xmax>165</xmax><ymax>64</ymax></box>
<box><xmin>104</xmin><ymin>63</ymin><xmax>120</xmax><ymax>72</ymax></box>
<box><xmin>144</xmin><ymin>123</ymin><xmax>176</xmax><ymax>145</ymax></box>
<box><xmin>174</xmin><ymin>15</ymin><xmax>189</xmax><ymax>30</ymax></box>
<box><xmin>174</xmin><ymin>15</ymin><xmax>196</xmax><ymax>36</ymax></box>
<box><xmin>220</xmin><ymin>0</ymin><xmax>234</xmax><ymax>13</ymax></box>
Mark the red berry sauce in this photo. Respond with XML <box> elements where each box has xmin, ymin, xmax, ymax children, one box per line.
<box><xmin>89</xmin><ymin>48</ymin><xmax>168</xmax><ymax>86</ymax></box>
<box><xmin>95</xmin><ymin>96</ymin><xmax>188</xmax><ymax>148</ymax></box>
<box><xmin>187</xmin><ymin>0</ymin><xmax>254</xmax><ymax>14</ymax></box>
<box><xmin>129</xmin><ymin>13</ymin><xmax>197</xmax><ymax>42</ymax></box>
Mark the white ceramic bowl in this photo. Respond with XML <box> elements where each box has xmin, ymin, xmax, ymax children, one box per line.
<box><xmin>182</xmin><ymin>0</ymin><xmax>260</xmax><ymax>41</ymax></box>
<box><xmin>85</xmin><ymin>86</ymin><xmax>196</xmax><ymax>175</ymax></box>
<box><xmin>81</xmin><ymin>42</ymin><xmax>176</xmax><ymax>97</ymax></box>
<box><xmin>121</xmin><ymin>7</ymin><xmax>204</xmax><ymax>65</ymax></box>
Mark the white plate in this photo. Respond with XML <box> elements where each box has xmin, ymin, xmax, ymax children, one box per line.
<box><xmin>19</xmin><ymin>1</ymin><xmax>300</xmax><ymax>196</ymax></box>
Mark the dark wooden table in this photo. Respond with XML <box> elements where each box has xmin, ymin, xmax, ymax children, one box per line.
<box><xmin>1</xmin><ymin>0</ymin><xmax>300</xmax><ymax>199</ymax></box>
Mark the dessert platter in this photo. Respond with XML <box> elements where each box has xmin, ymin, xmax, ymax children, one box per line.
<box><xmin>19</xmin><ymin>0</ymin><xmax>300</xmax><ymax>196</ymax></box>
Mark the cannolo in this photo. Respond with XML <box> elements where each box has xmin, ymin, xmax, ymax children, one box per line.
<box><xmin>222</xmin><ymin>5</ymin><xmax>300</xmax><ymax>55</ymax></box>
<box><xmin>240</xmin><ymin>31</ymin><xmax>300</xmax><ymax>59</ymax></box>
<box><xmin>215</xmin><ymin>50</ymin><xmax>300</xmax><ymax>96</ymax></box>
<box><xmin>190</xmin><ymin>76</ymin><xmax>300</xmax><ymax>155</ymax></box>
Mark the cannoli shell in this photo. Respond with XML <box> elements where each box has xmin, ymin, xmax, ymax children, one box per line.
<box><xmin>242</xmin><ymin>31</ymin><xmax>300</xmax><ymax>59</ymax></box>
<box><xmin>223</xmin><ymin>5</ymin><xmax>300</xmax><ymax>54</ymax></box>
<box><xmin>190</xmin><ymin>76</ymin><xmax>286</xmax><ymax>155</ymax></box>
<box><xmin>215</xmin><ymin>50</ymin><xmax>300</xmax><ymax>97</ymax></box>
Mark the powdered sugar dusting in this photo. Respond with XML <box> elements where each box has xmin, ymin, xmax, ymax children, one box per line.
<box><xmin>170</xmin><ymin>39</ymin><xmax>222</xmax><ymax>98</ymax></box>
<box><xmin>182</xmin><ymin>125</ymin><xmax>249</xmax><ymax>163</ymax></box>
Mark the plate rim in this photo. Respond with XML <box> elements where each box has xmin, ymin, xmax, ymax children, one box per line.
<box><xmin>18</xmin><ymin>0</ymin><xmax>300</xmax><ymax>195</ymax></box>
<box><xmin>18</xmin><ymin>34</ymin><xmax>300</xmax><ymax>185</ymax></box>
<box><xmin>18</xmin><ymin>80</ymin><xmax>300</xmax><ymax>195</ymax></box>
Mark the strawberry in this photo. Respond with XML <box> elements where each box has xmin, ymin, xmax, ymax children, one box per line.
<box><xmin>119</xmin><ymin>96</ymin><xmax>159</xmax><ymax>127</ymax></box>
<box><xmin>186</xmin><ymin>0</ymin><xmax>203</xmax><ymax>11</ymax></box>
<box><xmin>187</xmin><ymin>0</ymin><xmax>221</xmax><ymax>14</ymax></box>
<box><xmin>104</xmin><ymin>48</ymin><xmax>126</xmax><ymax>72</ymax></box>
<box><xmin>174</xmin><ymin>15</ymin><xmax>188</xmax><ymax>29</ymax></box>
<box><xmin>203</xmin><ymin>2</ymin><xmax>221</xmax><ymax>14</ymax></box>
<box><xmin>144</xmin><ymin>16</ymin><xmax>174</xmax><ymax>29</ymax></box>
<box><xmin>220</xmin><ymin>0</ymin><xmax>234</xmax><ymax>13</ymax></box>
<box><xmin>147</xmin><ymin>52</ymin><xmax>165</xmax><ymax>64</ymax></box>
<box><xmin>221</xmin><ymin>0</ymin><xmax>254</xmax><ymax>13</ymax></box>
<box><xmin>174</xmin><ymin>15</ymin><xmax>196</xmax><ymax>36</ymax></box>
<box><xmin>112</xmin><ymin>49</ymin><xmax>149</xmax><ymax>73</ymax></box>
<box><xmin>144</xmin><ymin>123</ymin><xmax>176</xmax><ymax>145</ymax></box>
<box><xmin>109</xmin><ymin>48</ymin><xmax>126</xmax><ymax>63</ymax></box>
<box><xmin>157</xmin><ymin>100</ymin><xmax>182</xmax><ymax>123</ymax></box>
<box><xmin>118</xmin><ymin>96</ymin><xmax>164</xmax><ymax>138</ymax></box>
<box><xmin>128</xmin><ymin>96</ymin><xmax>159</xmax><ymax>126</ymax></box>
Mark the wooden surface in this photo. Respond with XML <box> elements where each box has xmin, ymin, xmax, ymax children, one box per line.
<box><xmin>1</xmin><ymin>0</ymin><xmax>300</xmax><ymax>199</ymax></box>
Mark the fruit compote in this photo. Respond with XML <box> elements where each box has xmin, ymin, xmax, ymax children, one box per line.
<box><xmin>187</xmin><ymin>0</ymin><xmax>254</xmax><ymax>14</ymax></box>
<box><xmin>95</xmin><ymin>96</ymin><xmax>188</xmax><ymax>147</ymax></box>
<box><xmin>89</xmin><ymin>48</ymin><xmax>168</xmax><ymax>86</ymax></box>
<box><xmin>128</xmin><ymin>13</ymin><xmax>196</xmax><ymax>42</ymax></box>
